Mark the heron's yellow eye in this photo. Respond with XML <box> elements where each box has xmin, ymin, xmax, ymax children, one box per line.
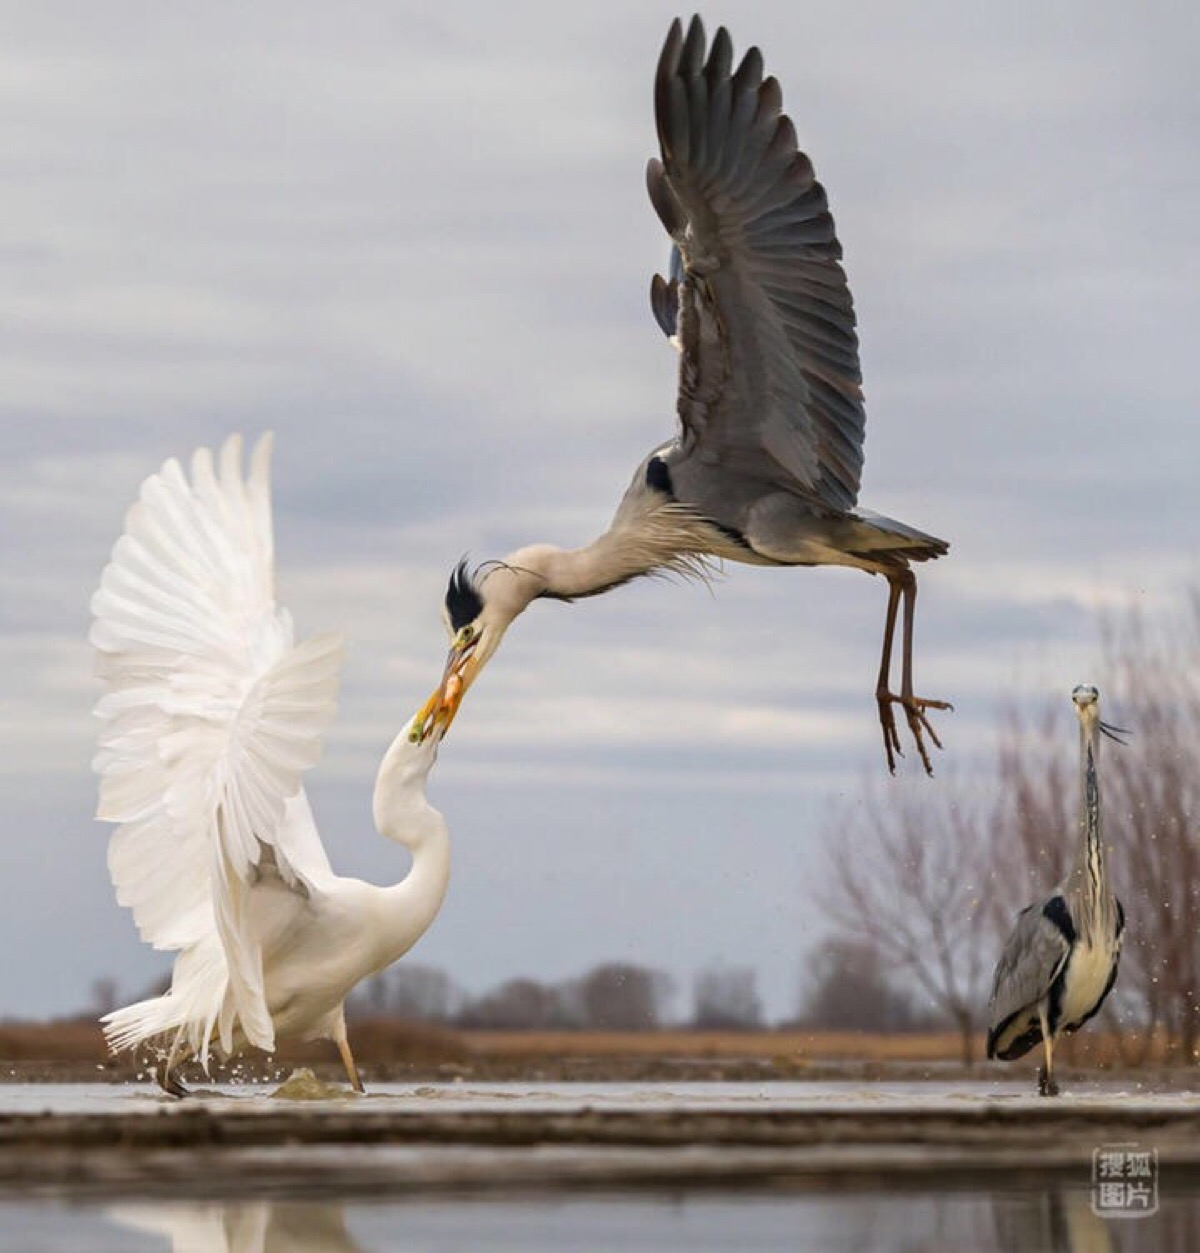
<box><xmin>458</xmin><ymin>625</ymin><xmax>475</xmax><ymax>646</ymax></box>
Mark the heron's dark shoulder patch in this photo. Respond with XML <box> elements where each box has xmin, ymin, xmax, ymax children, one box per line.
<box><xmin>1042</xmin><ymin>896</ymin><xmax>1076</xmax><ymax>946</ymax></box>
<box><xmin>445</xmin><ymin>559</ymin><xmax>485</xmax><ymax>631</ymax></box>
<box><xmin>645</xmin><ymin>455</ymin><xmax>674</xmax><ymax>496</ymax></box>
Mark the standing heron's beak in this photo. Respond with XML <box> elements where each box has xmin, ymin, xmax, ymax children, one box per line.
<box><xmin>410</xmin><ymin>638</ymin><xmax>481</xmax><ymax>743</ymax></box>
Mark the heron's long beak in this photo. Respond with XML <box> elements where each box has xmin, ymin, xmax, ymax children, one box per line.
<box><xmin>411</xmin><ymin>640</ymin><xmax>480</xmax><ymax>742</ymax></box>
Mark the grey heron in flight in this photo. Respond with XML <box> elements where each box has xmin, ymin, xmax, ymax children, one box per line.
<box><xmin>415</xmin><ymin>16</ymin><xmax>950</xmax><ymax>772</ymax></box>
<box><xmin>986</xmin><ymin>684</ymin><xmax>1128</xmax><ymax>1096</ymax></box>
<box><xmin>92</xmin><ymin>436</ymin><xmax>453</xmax><ymax>1096</ymax></box>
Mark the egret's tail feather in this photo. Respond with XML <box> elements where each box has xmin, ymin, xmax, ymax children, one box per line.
<box><xmin>103</xmin><ymin>935</ymin><xmax>230</xmax><ymax>1067</ymax></box>
<box><xmin>102</xmin><ymin>995</ymin><xmax>186</xmax><ymax>1055</ymax></box>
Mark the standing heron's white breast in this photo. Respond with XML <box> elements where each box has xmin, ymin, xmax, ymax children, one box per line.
<box><xmin>1059</xmin><ymin>939</ymin><xmax>1114</xmax><ymax>1028</ymax></box>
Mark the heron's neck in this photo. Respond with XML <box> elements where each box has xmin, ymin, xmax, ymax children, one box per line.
<box><xmin>500</xmin><ymin>538</ymin><xmax>639</xmax><ymax>602</ymax></box>
<box><xmin>369</xmin><ymin>731</ymin><xmax>451</xmax><ymax>968</ymax></box>
<box><xmin>503</xmin><ymin>502</ymin><xmax>709</xmax><ymax>604</ymax></box>
<box><xmin>1066</xmin><ymin>718</ymin><xmax>1110</xmax><ymax>920</ymax></box>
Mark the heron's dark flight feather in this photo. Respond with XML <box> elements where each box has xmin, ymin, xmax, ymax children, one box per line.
<box><xmin>648</xmin><ymin>16</ymin><xmax>866</xmax><ymax>513</ymax></box>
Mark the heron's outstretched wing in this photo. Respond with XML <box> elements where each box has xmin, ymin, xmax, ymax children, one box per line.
<box><xmin>90</xmin><ymin>434</ymin><xmax>344</xmax><ymax>1049</ymax></box>
<box><xmin>647</xmin><ymin>16</ymin><xmax>864</xmax><ymax>512</ymax></box>
<box><xmin>987</xmin><ymin>897</ymin><xmax>1072</xmax><ymax>1051</ymax></box>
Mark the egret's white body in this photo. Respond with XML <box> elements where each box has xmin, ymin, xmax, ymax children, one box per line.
<box><xmin>92</xmin><ymin>434</ymin><xmax>448</xmax><ymax>1092</ymax></box>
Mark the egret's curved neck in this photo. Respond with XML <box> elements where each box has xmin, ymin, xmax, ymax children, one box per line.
<box><xmin>369</xmin><ymin>731</ymin><xmax>450</xmax><ymax>968</ymax></box>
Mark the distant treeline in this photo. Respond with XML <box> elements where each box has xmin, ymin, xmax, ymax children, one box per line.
<box><xmin>337</xmin><ymin>955</ymin><xmax>944</xmax><ymax>1035</ymax></box>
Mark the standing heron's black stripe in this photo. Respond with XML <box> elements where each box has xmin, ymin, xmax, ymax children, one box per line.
<box><xmin>1042</xmin><ymin>896</ymin><xmax>1075</xmax><ymax>945</ymax></box>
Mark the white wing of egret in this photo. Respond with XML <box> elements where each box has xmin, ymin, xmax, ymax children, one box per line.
<box><xmin>92</xmin><ymin>434</ymin><xmax>452</xmax><ymax>1095</ymax></box>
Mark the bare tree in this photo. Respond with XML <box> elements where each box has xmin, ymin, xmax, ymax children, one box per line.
<box><xmin>796</xmin><ymin>939</ymin><xmax>927</xmax><ymax>1032</ymax></box>
<box><xmin>692</xmin><ymin>964</ymin><xmax>763</xmax><ymax>1029</ymax></box>
<box><xmin>1104</xmin><ymin>605</ymin><xmax>1200</xmax><ymax>1062</ymax></box>
<box><xmin>388</xmin><ymin>965</ymin><xmax>463</xmax><ymax>1023</ymax></box>
<box><xmin>566</xmin><ymin>963</ymin><xmax>672</xmax><ymax>1030</ymax></box>
<box><xmin>90</xmin><ymin>977</ymin><xmax>119</xmax><ymax>1018</ymax></box>
<box><xmin>817</xmin><ymin>776</ymin><xmax>993</xmax><ymax>1064</ymax></box>
<box><xmin>457</xmin><ymin>978</ymin><xmax>565</xmax><ymax>1029</ymax></box>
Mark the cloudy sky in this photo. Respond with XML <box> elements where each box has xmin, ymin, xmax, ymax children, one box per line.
<box><xmin>2</xmin><ymin>1</ymin><xmax>1197</xmax><ymax>1023</ymax></box>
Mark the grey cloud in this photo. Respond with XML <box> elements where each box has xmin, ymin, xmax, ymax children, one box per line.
<box><xmin>2</xmin><ymin>0</ymin><xmax>1197</xmax><ymax>1019</ymax></box>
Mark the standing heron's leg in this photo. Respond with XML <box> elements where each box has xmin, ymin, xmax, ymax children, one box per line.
<box><xmin>876</xmin><ymin>570</ymin><xmax>952</xmax><ymax>774</ymax></box>
<box><xmin>1036</xmin><ymin>1006</ymin><xmax>1060</xmax><ymax>1097</ymax></box>
<box><xmin>333</xmin><ymin>1021</ymin><xmax>365</xmax><ymax>1094</ymax></box>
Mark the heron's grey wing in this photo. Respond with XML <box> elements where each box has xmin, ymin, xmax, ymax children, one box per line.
<box><xmin>647</xmin><ymin>17</ymin><xmax>864</xmax><ymax>512</ymax></box>
<box><xmin>650</xmin><ymin>245</ymin><xmax>685</xmax><ymax>338</ymax></box>
<box><xmin>987</xmin><ymin>899</ymin><xmax>1072</xmax><ymax>1036</ymax></box>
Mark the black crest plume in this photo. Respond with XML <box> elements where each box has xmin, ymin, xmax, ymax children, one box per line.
<box><xmin>445</xmin><ymin>558</ymin><xmax>485</xmax><ymax>631</ymax></box>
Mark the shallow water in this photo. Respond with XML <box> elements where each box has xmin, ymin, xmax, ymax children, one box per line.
<box><xmin>3</xmin><ymin>1075</ymin><xmax>1195</xmax><ymax>1115</ymax></box>
<box><xmin>4</xmin><ymin>1080</ymin><xmax>1197</xmax><ymax>1250</ymax></box>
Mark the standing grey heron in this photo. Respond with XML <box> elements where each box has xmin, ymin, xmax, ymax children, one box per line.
<box><xmin>92</xmin><ymin>435</ymin><xmax>454</xmax><ymax>1096</ymax></box>
<box><xmin>986</xmin><ymin>684</ymin><xmax>1128</xmax><ymax>1096</ymax></box>
<box><xmin>413</xmin><ymin>15</ymin><xmax>950</xmax><ymax>773</ymax></box>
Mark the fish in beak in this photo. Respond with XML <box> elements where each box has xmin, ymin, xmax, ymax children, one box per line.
<box><xmin>410</xmin><ymin>635</ymin><xmax>482</xmax><ymax>743</ymax></box>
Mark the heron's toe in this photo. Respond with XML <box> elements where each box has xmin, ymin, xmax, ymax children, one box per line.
<box><xmin>875</xmin><ymin>694</ymin><xmax>904</xmax><ymax>774</ymax></box>
<box><xmin>1036</xmin><ymin>1066</ymin><xmax>1061</xmax><ymax>1098</ymax></box>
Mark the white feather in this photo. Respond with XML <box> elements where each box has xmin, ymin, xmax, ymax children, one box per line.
<box><xmin>92</xmin><ymin>434</ymin><xmax>344</xmax><ymax>1056</ymax></box>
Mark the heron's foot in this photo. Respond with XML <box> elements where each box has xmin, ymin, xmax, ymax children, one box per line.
<box><xmin>154</xmin><ymin>1059</ymin><xmax>190</xmax><ymax>1099</ymax></box>
<box><xmin>1036</xmin><ymin>1065</ymin><xmax>1060</xmax><ymax>1098</ymax></box>
<box><xmin>876</xmin><ymin>692</ymin><xmax>953</xmax><ymax>775</ymax></box>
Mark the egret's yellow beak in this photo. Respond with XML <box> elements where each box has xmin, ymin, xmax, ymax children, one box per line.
<box><xmin>410</xmin><ymin>638</ymin><xmax>480</xmax><ymax>743</ymax></box>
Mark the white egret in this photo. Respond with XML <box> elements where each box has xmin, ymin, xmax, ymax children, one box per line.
<box><xmin>92</xmin><ymin>435</ymin><xmax>451</xmax><ymax>1096</ymax></box>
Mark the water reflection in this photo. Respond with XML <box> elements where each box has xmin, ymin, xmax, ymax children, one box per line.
<box><xmin>110</xmin><ymin>1202</ymin><xmax>364</xmax><ymax>1253</ymax></box>
<box><xmin>91</xmin><ymin>1188</ymin><xmax>1191</xmax><ymax>1253</ymax></box>
<box><xmin>992</xmin><ymin>1188</ymin><xmax>1118</xmax><ymax>1252</ymax></box>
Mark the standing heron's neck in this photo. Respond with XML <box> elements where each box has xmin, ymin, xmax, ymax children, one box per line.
<box><xmin>1066</xmin><ymin>714</ymin><xmax>1108</xmax><ymax>921</ymax></box>
<box><xmin>369</xmin><ymin>730</ymin><xmax>451</xmax><ymax>968</ymax></box>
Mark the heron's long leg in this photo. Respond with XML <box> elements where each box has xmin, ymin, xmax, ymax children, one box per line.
<box><xmin>875</xmin><ymin>571</ymin><xmax>952</xmax><ymax>774</ymax></box>
<box><xmin>874</xmin><ymin>575</ymin><xmax>905</xmax><ymax>772</ymax></box>
<box><xmin>1036</xmin><ymin>1007</ymin><xmax>1060</xmax><ymax>1097</ymax></box>
<box><xmin>334</xmin><ymin>1025</ymin><xmax>365</xmax><ymax>1094</ymax></box>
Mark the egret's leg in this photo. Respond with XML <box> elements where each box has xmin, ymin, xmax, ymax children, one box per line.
<box><xmin>874</xmin><ymin>575</ymin><xmax>905</xmax><ymax>772</ymax></box>
<box><xmin>334</xmin><ymin>1026</ymin><xmax>365</xmax><ymax>1094</ymax></box>
<box><xmin>154</xmin><ymin>1039</ymin><xmax>192</xmax><ymax>1099</ymax></box>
